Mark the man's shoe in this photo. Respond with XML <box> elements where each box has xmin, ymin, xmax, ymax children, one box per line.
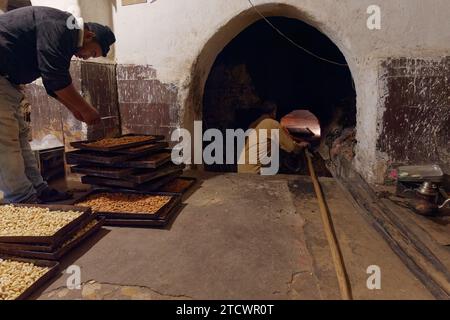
<box><xmin>38</xmin><ymin>187</ymin><xmax>73</xmax><ymax>203</ymax></box>
<box><xmin>17</xmin><ymin>193</ymin><xmax>41</xmax><ymax>204</ymax></box>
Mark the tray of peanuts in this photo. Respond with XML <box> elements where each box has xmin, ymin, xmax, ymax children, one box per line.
<box><xmin>70</xmin><ymin>134</ymin><xmax>165</xmax><ymax>152</ymax></box>
<box><xmin>0</xmin><ymin>204</ymin><xmax>91</xmax><ymax>246</ymax></box>
<box><xmin>0</xmin><ymin>256</ymin><xmax>59</xmax><ymax>300</ymax></box>
<box><xmin>0</xmin><ymin>217</ymin><xmax>105</xmax><ymax>261</ymax></box>
<box><xmin>74</xmin><ymin>190</ymin><xmax>182</xmax><ymax>224</ymax></box>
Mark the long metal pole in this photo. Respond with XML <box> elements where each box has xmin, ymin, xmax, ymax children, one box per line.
<box><xmin>306</xmin><ymin>151</ymin><xmax>353</xmax><ymax>300</ymax></box>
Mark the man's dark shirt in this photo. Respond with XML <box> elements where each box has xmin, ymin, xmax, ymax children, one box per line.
<box><xmin>0</xmin><ymin>6</ymin><xmax>79</xmax><ymax>96</ymax></box>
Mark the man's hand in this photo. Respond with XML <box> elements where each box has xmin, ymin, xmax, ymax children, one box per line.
<box><xmin>55</xmin><ymin>84</ymin><xmax>100</xmax><ymax>125</ymax></box>
<box><xmin>80</xmin><ymin>106</ymin><xmax>100</xmax><ymax>125</ymax></box>
<box><xmin>296</xmin><ymin>141</ymin><xmax>311</xmax><ymax>150</ymax></box>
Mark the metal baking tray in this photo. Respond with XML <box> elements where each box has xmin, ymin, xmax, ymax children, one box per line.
<box><xmin>71</xmin><ymin>165</ymin><xmax>136</xmax><ymax>179</ymax></box>
<box><xmin>108</xmin><ymin>171</ymin><xmax>182</xmax><ymax>193</ymax></box>
<box><xmin>113</xmin><ymin>142</ymin><xmax>168</xmax><ymax>155</ymax></box>
<box><xmin>74</xmin><ymin>189</ymin><xmax>182</xmax><ymax>221</ymax></box>
<box><xmin>0</xmin><ymin>218</ymin><xmax>105</xmax><ymax>261</ymax></box>
<box><xmin>81</xmin><ymin>164</ymin><xmax>185</xmax><ymax>189</ymax></box>
<box><xmin>105</xmin><ymin>218</ymin><xmax>172</xmax><ymax>228</ymax></box>
<box><xmin>398</xmin><ymin>165</ymin><xmax>444</xmax><ymax>183</ymax></box>
<box><xmin>0</xmin><ymin>204</ymin><xmax>92</xmax><ymax>246</ymax></box>
<box><xmin>0</xmin><ymin>256</ymin><xmax>59</xmax><ymax>300</ymax></box>
<box><xmin>66</xmin><ymin>150</ymin><xmax>137</xmax><ymax>166</ymax></box>
<box><xmin>70</xmin><ymin>134</ymin><xmax>165</xmax><ymax>152</ymax></box>
<box><xmin>131</xmin><ymin>164</ymin><xmax>185</xmax><ymax>184</ymax></box>
<box><xmin>159</xmin><ymin>177</ymin><xmax>198</xmax><ymax>195</ymax></box>
<box><xmin>82</xmin><ymin>175</ymin><xmax>140</xmax><ymax>189</ymax></box>
<box><xmin>0</xmin><ymin>212</ymin><xmax>98</xmax><ymax>253</ymax></box>
<box><xmin>133</xmin><ymin>171</ymin><xmax>183</xmax><ymax>192</ymax></box>
<box><xmin>114</xmin><ymin>152</ymin><xmax>172</xmax><ymax>169</ymax></box>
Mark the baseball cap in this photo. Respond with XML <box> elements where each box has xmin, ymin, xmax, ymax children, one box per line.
<box><xmin>85</xmin><ymin>22</ymin><xmax>116</xmax><ymax>57</ymax></box>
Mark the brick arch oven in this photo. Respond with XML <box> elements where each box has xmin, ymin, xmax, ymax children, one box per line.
<box><xmin>183</xmin><ymin>3</ymin><xmax>358</xmax><ymax>174</ymax></box>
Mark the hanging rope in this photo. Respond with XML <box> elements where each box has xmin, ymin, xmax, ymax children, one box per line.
<box><xmin>247</xmin><ymin>0</ymin><xmax>349</xmax><ymax>67</ymax></box>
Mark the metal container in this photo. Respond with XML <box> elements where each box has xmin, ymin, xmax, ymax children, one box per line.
<box><xmin>398</xmin><ymin>165</ymin><xmax>444</xmax><ymax>183</ymax></box>
<box><xmin>33</xmin><ymin>146</ymin><xmax>65</xmax><ymax>181</ymax></box>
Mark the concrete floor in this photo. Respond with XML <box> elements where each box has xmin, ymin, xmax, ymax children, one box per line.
<box><xmin>38</xmin><ymin>172</ymin><xmax>433</xmax><ymax>300</ymax></box>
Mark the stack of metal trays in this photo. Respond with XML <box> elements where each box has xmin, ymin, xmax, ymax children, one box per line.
<box><xmin>73</xmin><ymin>189</ymin><xmax>182</xmax><ymax>227</ymax></box>
<box><xmin>0</xmin><ymin>204</ymin><xmax>104</xmax><ymax>261</ymax></box>
<box><xmin>67</xmin><ymin>134</ymin><xmax>185</xmax><ymax>191</ymax></box>
<box><xmin>0</xmin><ymin>204</ymin><xmax>105</xmax><ymax>300</ymax></box>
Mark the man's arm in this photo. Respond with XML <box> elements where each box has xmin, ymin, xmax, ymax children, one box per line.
<box><xmin>278</xmin><ymin>123</ymin><xmax>309</xmax><ymax>154</ymax></box>
<box><xmin>55</xmin><ymin>84</ymin><xmax>100</xmax><ymax>125</ymax></box>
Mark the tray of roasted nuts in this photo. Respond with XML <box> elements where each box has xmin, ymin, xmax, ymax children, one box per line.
<box><xmin>0</xmin><ymin>210</ymin><xmax>97</xmax><ymax>253</ymax></box>
<box><xmin>0</xmin><ymin>204</ymin><xmax>92</xmax><ymax>246</ymax></box>
<box><xmin>74</xmin><ymin>190</ymin><xmax>182</xmax><ymax>222</ymax></box>
<box><xmin>0</xmin><ymin>256</ymin><xmax>59</xmax><ymax>300</ymax></box>
<box><xmin>0</xmin><ymin>218</ymin><xmax>105</xmax><ymax>261</ymax></box>
<box><xmin>70</xmin><ymin>134</ymin><xmax>165</xmax><ymax>152</ymax></box>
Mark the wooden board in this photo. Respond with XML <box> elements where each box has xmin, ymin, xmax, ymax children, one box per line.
<box><xmin>70</xmin><ymin>134</ymin><xmax>164</xmax><ymax>152</ymax></box>
<box><xmin>74</xmin><ymin>189</ymin><xmax>181</xmax><ymax>221</ymax></box>
<box><xmin>0</xmin><ymin>204</ymin><xmax>91</xmax><ymax>246</ymax></box>
<box><xmin>0</xmin><ymin>256</ymin><xmax>59</xmax><ymax>300</ymax></box>
<box><xmin>383</xmin><ymin>198</ymin><xmax>450</xmax><ymax>246</ymax></box>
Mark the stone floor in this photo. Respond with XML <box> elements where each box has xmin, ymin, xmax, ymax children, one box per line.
<box><xmin>38</xmin><ymin>172</ymin><xmax>433</xmax><ymax>300</ymax></box>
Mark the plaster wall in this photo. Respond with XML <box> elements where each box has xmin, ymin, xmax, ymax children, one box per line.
<box><xmin>30</xmin><ymin>0</ymin><xmax>450</xmax><ymax>182</ymax></box>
